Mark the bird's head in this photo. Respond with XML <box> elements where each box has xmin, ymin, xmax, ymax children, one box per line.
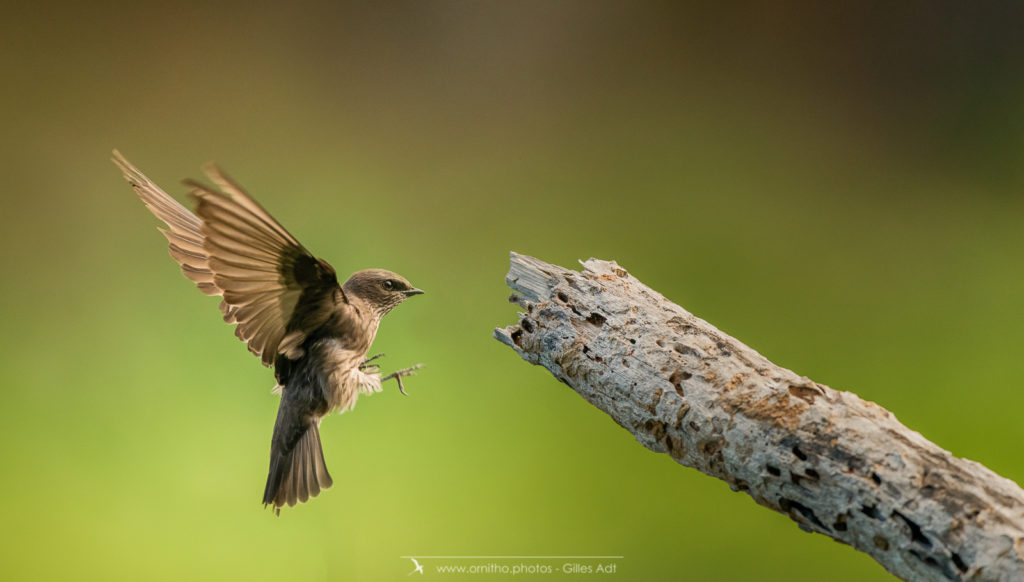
<box><xmin>343</xmin><ymin>269</ymin><xmax>424</xmax><ymax>316</ymax></box>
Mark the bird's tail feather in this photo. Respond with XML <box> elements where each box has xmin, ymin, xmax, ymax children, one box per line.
<box><xmin>262</xmin><ymin>424</ymin><xmax>333</xmax><ymax>514</ymax></box>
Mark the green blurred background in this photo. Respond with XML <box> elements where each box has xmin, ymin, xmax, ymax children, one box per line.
<box><xmin>2</xmin><ymin>2</ymin><xmax>1023</xmax><ymax>580</ymax></box>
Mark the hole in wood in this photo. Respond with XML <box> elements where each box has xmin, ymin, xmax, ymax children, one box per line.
<box><xmin>860</xmin><ymin>505</ymin><xmax>881</xmax><ymax>520</ymax></box>
<box><xmin>780</xmin><ymin>498</ymin><xmax>828</xmax><ymax>530</ymax></box>
<box><xmin>673</xmin><ymin>344</ymin><xmax>699</xmax><ymax>357</ymax></box>
<box><xmin>893</xmin><ymin>510</ymin><xmax>931</xmax><ymax>548</ymax></box>
<box><xmin>951</xmin><ymin>552</ymin><xmax>968</xmax><ymax>573</ymax></box>
<box><xmin>833</xmin><ymin>513</ymin><xmax>848</xmax><ymax>532</ymax></box>
<box><xmin>908</xmin><ymin>550</ymin><xmax>949</xmax><ymax>576</ymax></box>
<box><xmin>668</xmin><ymin>369</ymin><xmax>691</xmax><ymax>396</ymax></box>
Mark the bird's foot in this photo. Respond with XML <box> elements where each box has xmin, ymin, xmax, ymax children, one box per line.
<box><xmin>359</xmin><ymin>353</ymin><xmax>386</xmax><ymax>371</ymax></box>
<box><xmin>382</xmin><ymin>364</ymin><xmax>424</xmax><ymax>396</ymax></box>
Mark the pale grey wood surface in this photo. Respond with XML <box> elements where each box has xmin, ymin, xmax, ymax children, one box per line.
<box><xmin>494</xmin><ymin>253</ymin><xmax>1024</xmax><ymax>582</ymax></box>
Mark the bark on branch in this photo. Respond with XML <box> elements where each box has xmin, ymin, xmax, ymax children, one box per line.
<box><xmin>494</xmin><ymin>253</ymin><xmax>1024</xmax><ymax>582</ymax></box>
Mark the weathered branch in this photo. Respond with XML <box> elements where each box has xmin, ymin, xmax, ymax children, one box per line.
<box><xmin>494</xmin><ymin>253</ymin><xmax>1024</xmax><ymax>582</ymax></box>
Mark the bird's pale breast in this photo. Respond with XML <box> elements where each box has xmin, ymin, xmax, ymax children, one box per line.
<box><xmin>317</xmin><ymin>338</ymin><xmax>382</xmax><ymax>413</ymax></box>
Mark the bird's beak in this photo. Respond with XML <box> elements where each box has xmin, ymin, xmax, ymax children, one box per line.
<box><xmin>404</xmin><ymin>287</ymin><xmax>425</xmax><ymax>296</ymax></box>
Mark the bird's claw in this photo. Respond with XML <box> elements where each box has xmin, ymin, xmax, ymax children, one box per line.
<box><xmin>382</xmin><ymin>364</ymin><xmax>424</xmax><ymax>396</ymax></box>
<box><xmin>360</xmin><ymin>353</ymin><xmax>386</xmax><ymax>371</ymax></box>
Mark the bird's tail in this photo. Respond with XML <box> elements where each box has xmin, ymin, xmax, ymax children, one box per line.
<box><xmin>262</xmin><ymin>424</ymin><xmax>333</xmax><ymax>514</ymax></box>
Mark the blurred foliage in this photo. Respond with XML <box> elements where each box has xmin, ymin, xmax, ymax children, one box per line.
<box><xmin>1</xmin><ymin>2</ymin><xmax>1022</xmax><ymax>580</ymax></box>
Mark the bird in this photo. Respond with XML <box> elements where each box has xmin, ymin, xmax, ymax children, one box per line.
<box><xmin>113</xmin><ymin>150</ymin><xmax>424</xmax><ymax>514</ymax></box>
<box><xmin>408</xmin><ymin>558</ymin><xmax>424</xmax><ymax>575</ymax></box>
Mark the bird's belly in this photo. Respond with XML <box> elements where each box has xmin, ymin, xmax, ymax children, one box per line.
<box><xmin>327</xmin><ymin>367</ymin><xmax>383</xmax><ymax>413</ymax></box>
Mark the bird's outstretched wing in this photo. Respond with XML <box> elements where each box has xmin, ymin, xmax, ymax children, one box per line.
<box><xmin>114</xmin><ymin>150</ymin><xmax>343</xmax><ymax>366</ymax></box>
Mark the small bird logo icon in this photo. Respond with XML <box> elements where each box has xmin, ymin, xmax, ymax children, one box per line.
<box><xmin>408</xmin><ymin>558</ymin><xmax>424</xmax><ymax>575</ymax></box>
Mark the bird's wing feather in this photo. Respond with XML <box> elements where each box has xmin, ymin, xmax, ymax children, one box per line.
<box><xmin>115</xmin><ymin>150</ymin><xmax>345</xmax><ymax>367</ymax></box>
<box><xmin>114</xmin><ymin>151</ymin><xmax>220</xmax><ymax>296</ymax></box>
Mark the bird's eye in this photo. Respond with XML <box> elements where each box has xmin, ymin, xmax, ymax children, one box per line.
<box><xmin>382</xmin><ymin>279</ymin><xmax>395</xmax><ymax>291</ymax></box>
